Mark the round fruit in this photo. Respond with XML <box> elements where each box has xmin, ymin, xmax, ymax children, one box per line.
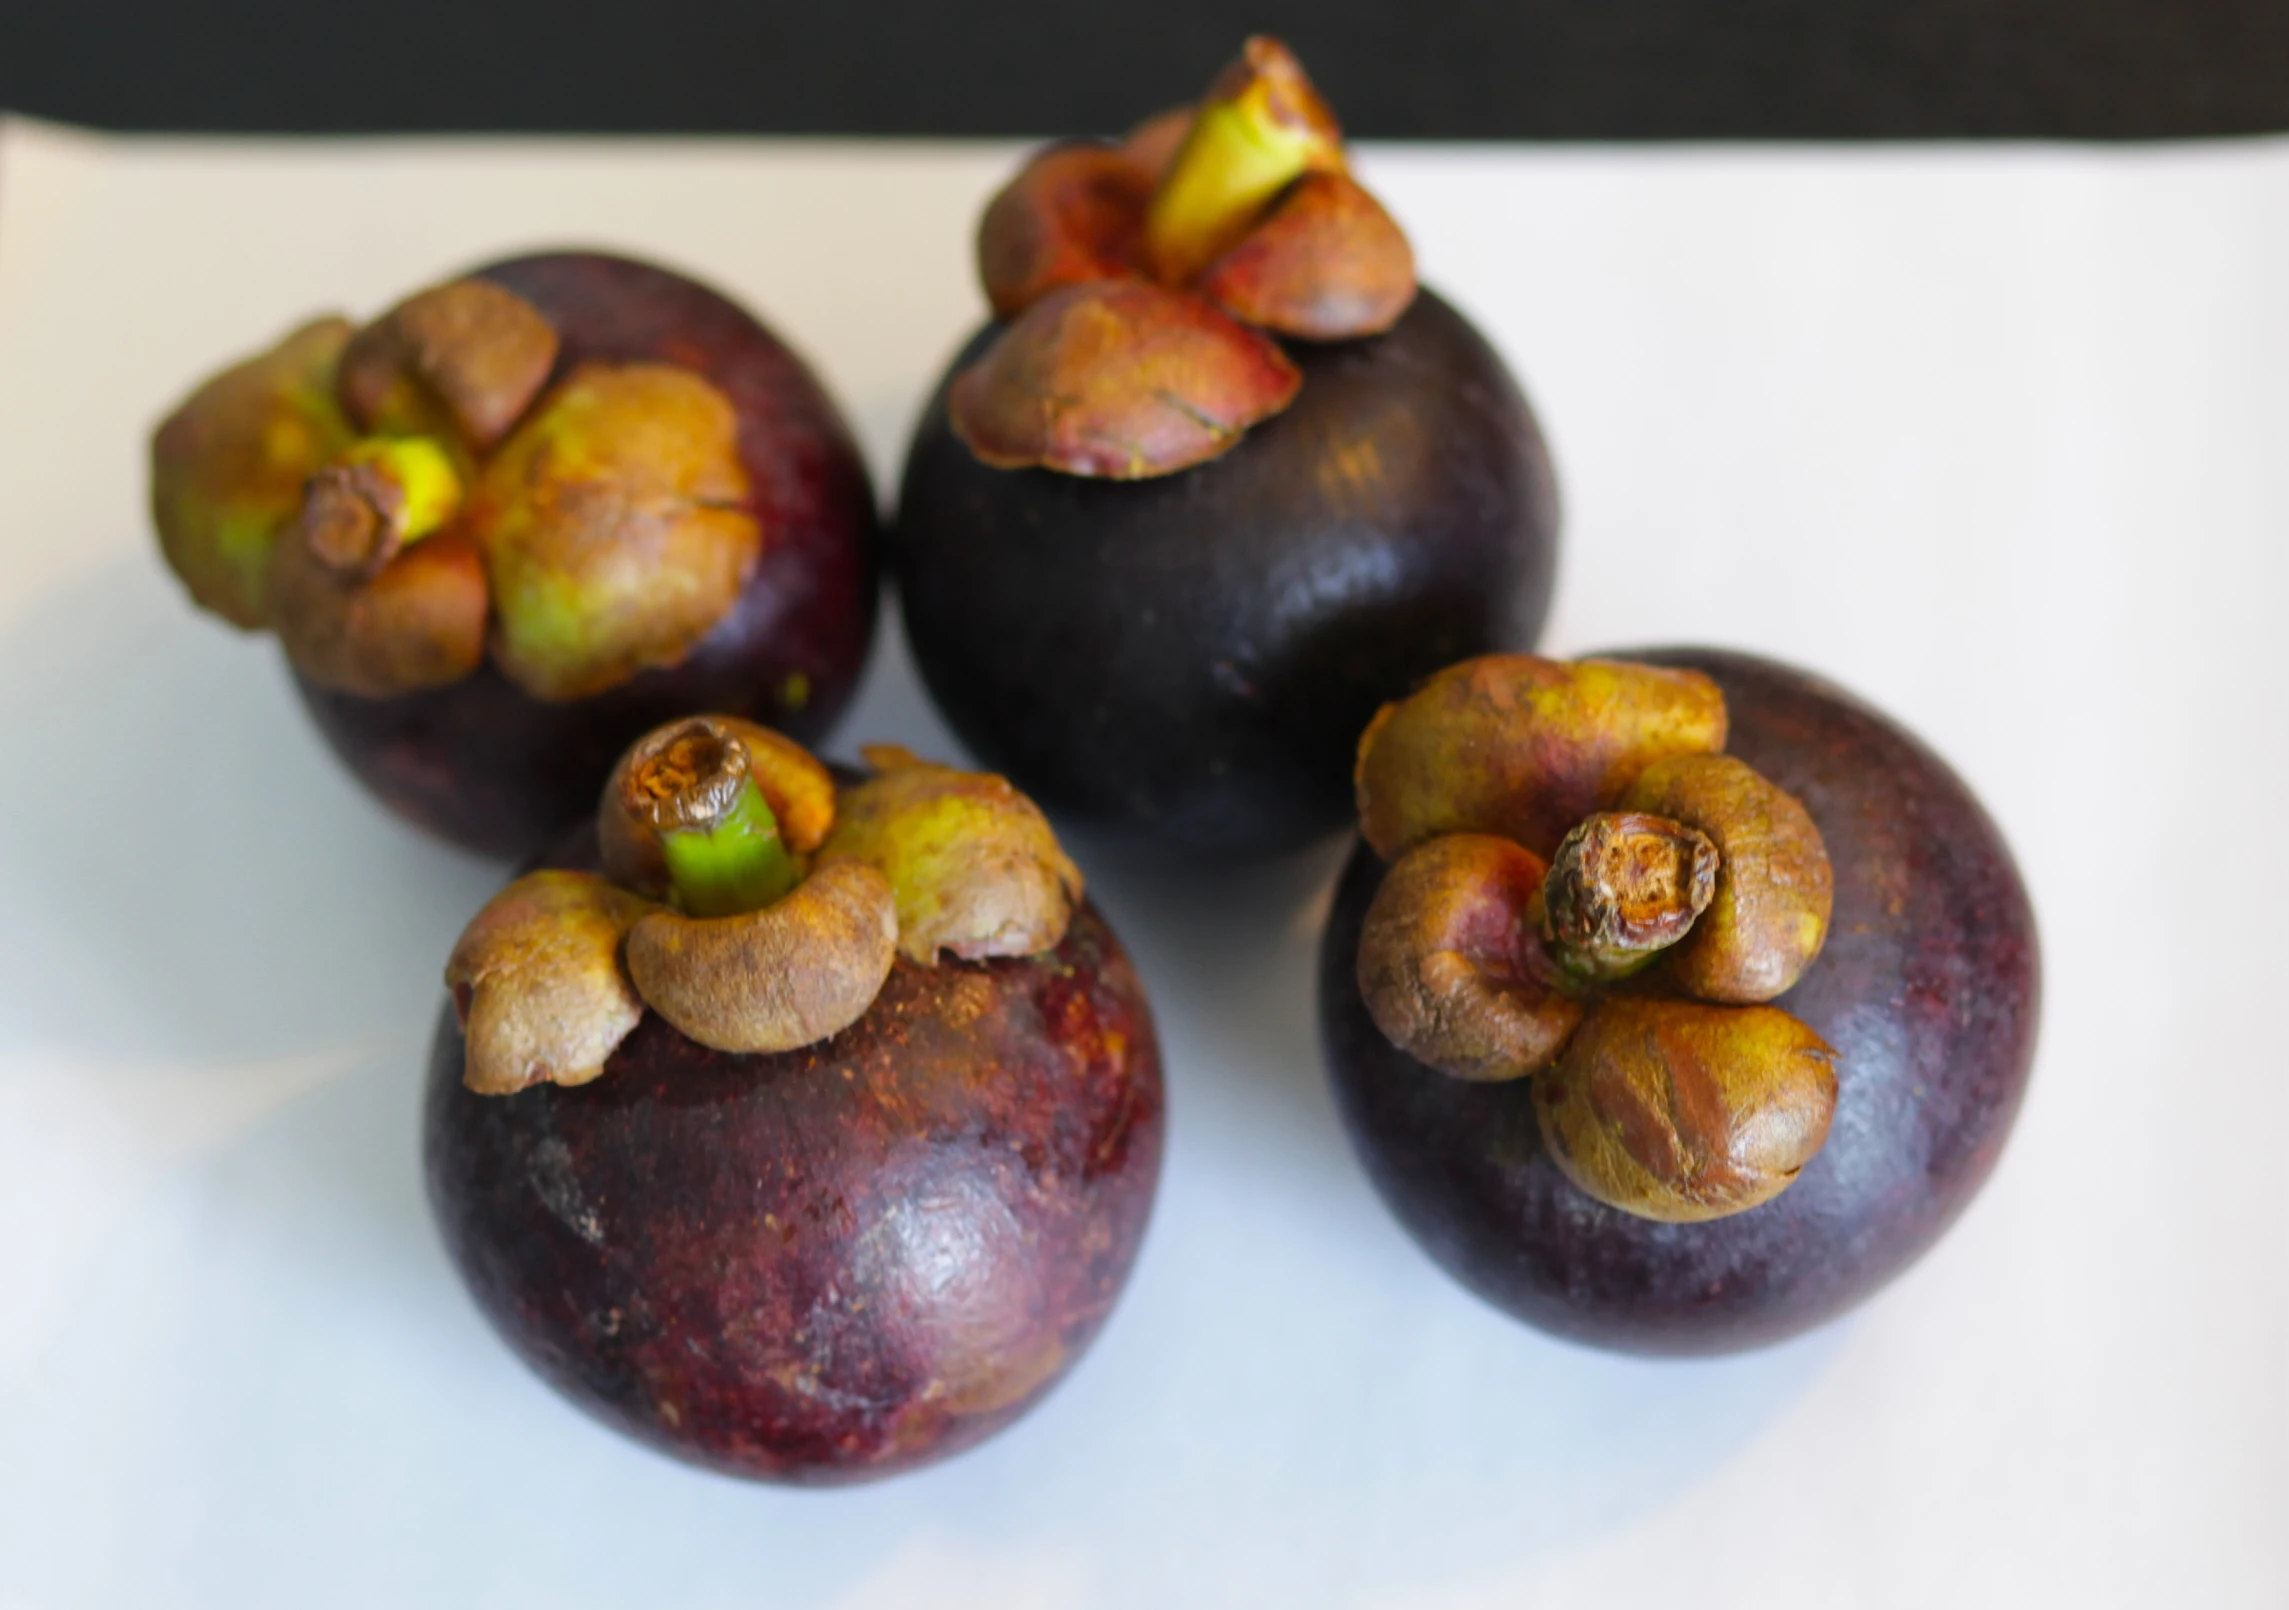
<box><xmin>1318</xmin><ymin>649</ymin><xmax>2039</xmax><ymax>1354</ymax></box>
<box><xmin>425</xmin><ymin>727</ymin><xmax>1162</xmax><ymax>1481</ymax></box>
<box><xmin>154</xmin><ymin>251</ymin><xmax>878</xmax><ymax>859</ymax></box>
<box><xmin>890</xmin><ymin>38</ymin><xmax>1558</xmax><ymax>861</ymax></box>
<box><xmin>898</xmin><ymin>287</ymin><xmax>1555</xmax><ymax>860</ymax></box>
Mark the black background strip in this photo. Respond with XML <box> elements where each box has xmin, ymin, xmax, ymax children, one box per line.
<box><xmin>3</xmin><ymin>0</ymin><xmax>2286</xmax><ymax>139</ymax></box>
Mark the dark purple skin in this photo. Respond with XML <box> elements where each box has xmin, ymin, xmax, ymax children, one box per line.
<box><xmin>425</xmin><ymin>828</ymin><xmax>1164</xmax><ymax>1484</ymax></box>
<box><xmin>893</xmin><ymin>288</ymin><xmax>1558</xmax><ymax>862</ymax></box>
<box><xmin>1318</xmin><ymin>649</ymin><xmax>2041</xmax><ymax>1355</ymax></box>
<box><xmin>298</xmin><ymin>252</ymin><xmax>879</xmax><ymax>860</ymax></box>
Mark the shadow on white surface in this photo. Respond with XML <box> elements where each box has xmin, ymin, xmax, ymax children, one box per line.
<box><xmin>0</xmin><ymin>559</ymin><xmax>498</xmax><ymax>1070</ymax></box>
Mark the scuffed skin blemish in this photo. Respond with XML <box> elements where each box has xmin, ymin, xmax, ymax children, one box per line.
<box><xmin>425</xmin><ymin>827</ymin><xmax>1165</xmax><ymax>1485</ymax></box>
<box><xmin>527</xmin><ymin>1134</ymin><xmax>607</xmax><ymax>1246</ymax></box>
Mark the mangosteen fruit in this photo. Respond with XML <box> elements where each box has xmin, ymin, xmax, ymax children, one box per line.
<box><xmin>1317</xmin><ymin>649</ymin><xmax>2040</xmax><ymax>1354</ymax></box>
<box><xmin>425</xmin><ymin>716</ymin><xmax>1163</xmax><ymax>1481</ymax></box>
<box><xmin>894</xmin><ymin>37</ymin><xmax>1558</xmax><ymax>860</ymax></box>
<box><xmin>152</xmin><ymin>251</ymin><xmax>878</xmax><ymax>859</ymax></box>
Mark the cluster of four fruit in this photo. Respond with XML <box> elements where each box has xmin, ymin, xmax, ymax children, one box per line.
<box><xmin>148</xmin><ymin>39</ymin><xmax>2038</xmax><ymax>1485</ymax></box>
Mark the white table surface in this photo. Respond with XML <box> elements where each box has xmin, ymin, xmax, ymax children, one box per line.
<box><xmin>0</xmin><ymin>120</ymin><xmax>2280</xmax><ymax>1610</ymax></box>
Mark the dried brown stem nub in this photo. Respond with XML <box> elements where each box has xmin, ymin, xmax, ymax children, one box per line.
<box><xmin>299</xmin><ymin>460</ymin><xmax>402</xmax><ymax>576</ymax></box>
<box><xmin>1542</xmin><ymin>812</ymin><xmax>1719</xmax><ymax>981</ymax></box>
<box><xmin>619</xmin><ymin>717</ymin><xmax>752</xmax><ymax>833</ymax></box>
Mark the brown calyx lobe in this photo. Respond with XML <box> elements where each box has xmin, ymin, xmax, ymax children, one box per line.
<box><xmin>466</xmin><ymin>361</ymin><xmax>763</xmax><ymax>703</ymax></box>
<box><xmin>948</xmin><ymin>280</ymin><xmax>1300</xmax><ymax>479</ymax></box>
<box><xmin>953</xmin><ymin>36</ymin><xmax>1419</xmax><ymax>481</ymax></box>
<box><xmin>822</xmin><ymin>746</ymin><xmax>1082</xmax><ymax>965</ymax></box>
<box><xmin>977</xmin><ymin>142</ymin><xmax>1155</xmax><ymax>320</ymax></box>
<box><xmin>1121</xmin><ymin>106</ymin><xmax>1195</xmax><ymax>180</ymax></box>
<box><xmin>149</xmin><ymin>317</ymin><xmax>357</xmax><ymax>630</ymax></box>
<box><xmin>1534</xmin><ymin>998</ymin><xmax>1836</xmax><ymax>1223</ymax></box>
<box><xmin>624</xmin><ymin>860</ymin><xmax>900</xmax><ymax>1055</ymax></box>
<box><xmin>1356</xmin><ymin>833</ymin><xmax>1582</xmax><ymax>1082</ymax></box>
<box><xmin>1618</xmin><ymin>752</ymin><xmax>1833</xmax><ymax>1003</ymax></box>
<box><xmin>337</xmin><ymin>278</ymin><xmax>560</xmax><ymax>450</ymax></box>
<box><xmin>1354</xmin><ymin>654</ymin><xmax>1730</xmax><ymax>862</ymax></box>
<box><xmin>1196</xmin><ymin>172</ymin><xmax>1416</xmax><ymax>340</ymax></box>
<box><xmin>267</xmin><ymin>525</ymin><xmax>490</xmax><ymax>698</ymax></box>
<box><xmin>445</xmin><ymin>869</ymin><xmax>655</xmax><ymax>1095</ymax></box>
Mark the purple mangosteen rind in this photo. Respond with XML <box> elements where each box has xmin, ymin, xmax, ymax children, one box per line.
<box><xmin>894</xmin><ymin>287</ymin><xmax>1559</xmax><ymax>861</ymax></box>
<box><xmin>426</xmin><ymin>733</ymin><xmax>1162</xmax><ymax>1483</ymax></box>
<box><xmin>891</xmin><ymin>37</ymin><xmax>1559</xmax><ymax>862</ymax></box>
<box><xmin>157</xmin><ymin>250</ymin><xmax>879</xmax><ymax>860</ymax></box>
<box><xmin>1318</xmin><ymin>648</ymin><xmax>2041</xmax><ymax>1355</ymax></box>
<box><xmin>427</xmin><ymin>827</ymin><xmax>1163</xmax><ymax>1484</ymax></box>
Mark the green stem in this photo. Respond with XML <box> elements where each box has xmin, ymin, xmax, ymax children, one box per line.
<box><xmin>1143</xmin><ymin>37</ymin><xmax>1346</xmax><ymax>285</ymax></box>
<box><xmin>659</xmin><ymin>776</ymin><xmax>801</xmax><ymax>918</ymax></box>
<box><xmin>300</xmin><ymin>433</ymin><xmax>463</xmax><ymax>576</ymax></box>
<box><xmin>348</xmin><ymin>434</ymin><xmax>463</xmax><ymax>542</ymax></box>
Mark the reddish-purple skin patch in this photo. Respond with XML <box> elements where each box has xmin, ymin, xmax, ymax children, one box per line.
<box><xmin>426</xmin><ymin>829</ymin><xmax>1164</xmax><ymax>1484</ymax></box>
<box><xmin>299</xmin><ymin>252</ymin><xmax>879</xmax><ymax>860</ymax></box>
<box><xmin>1319</xmin><ymin>649</ymin><xmax>2041</xmax><ymax>1355</ymax></box>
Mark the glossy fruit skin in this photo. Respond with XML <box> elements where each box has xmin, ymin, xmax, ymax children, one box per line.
<box><xmin>1318</xmin><ymin>649</ymin><xmax>2040</xmax><ymax>1355</ymax></box>
<box><xmin>425</xmin><ymin>828</ymin><xmax>1164</xmax><ymax>1483</ymax></box>
<box><xmin>298</xmin><ymin>252</ymin><xmax>879</xmax><ymax>860</ymax></box>
<box><xmin>894</xmin><ymin>288</ymin><xmax>1558</xmax><ymax>862</ymax></box>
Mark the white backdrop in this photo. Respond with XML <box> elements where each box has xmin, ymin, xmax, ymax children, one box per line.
<box><xmin>0</xmin><ymin>121</ymin><xmax>2280</xmax><ymax>1608</ymax></box>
